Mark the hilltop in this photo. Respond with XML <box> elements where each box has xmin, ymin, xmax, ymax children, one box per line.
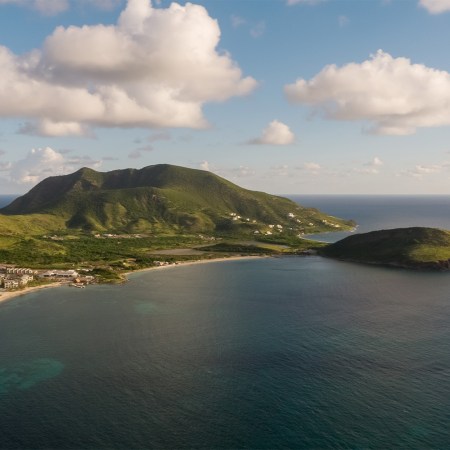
<box><xmin>0</xmin><ymin>164</ymin><xmax>353</xmax><ymax>236</ymax></box>
<box><xmin>320</xmin><ymin>227</ymin><xmax>450</xmax><ymax>270</ymax></box>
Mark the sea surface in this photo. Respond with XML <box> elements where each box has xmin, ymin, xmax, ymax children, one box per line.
<box><xmin>1</xmin><ymin>196</ymin><xmax>450</xmax><ymax>449</ymax></box>
<box><xmin>290</xmin><ymin>195</ymin><xmax>450</xmax><ymax>242</ymax></box>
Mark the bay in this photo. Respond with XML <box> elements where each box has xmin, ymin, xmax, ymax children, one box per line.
<box><xmin>1</xmin><ymin>196</ymin><xmax>450</xmax><ymax>448</ymax></box>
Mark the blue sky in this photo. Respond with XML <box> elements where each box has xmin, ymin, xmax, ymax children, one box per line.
<box><xmin>1</xmin><ymin>0</ymin><xmax>450</xmax><ymax>194</ymax></box>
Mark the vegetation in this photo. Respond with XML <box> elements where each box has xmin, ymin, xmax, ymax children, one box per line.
<box><xmin>320</xmin><ymin>227</ymin><xmax>450</xmax><ymax>270</ymax></box>
<box><xmin>0</xmin><ymin>164</ymin><xmax>353</xmax><ymax>236</ymax></box>
<box><xmin>0</xmin><ymin>164</ymin><xmax>351</xmax><ymax>280</ymax></box>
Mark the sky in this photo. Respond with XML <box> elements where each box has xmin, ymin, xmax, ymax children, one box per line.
<box><xmin>1</xmin><ymin>0</ymin><xmax>450</xmax><ymax>195</ymax></box>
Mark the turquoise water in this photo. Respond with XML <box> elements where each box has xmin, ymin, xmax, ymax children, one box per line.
<box><xmin>1</xmin><ymin>196</ymin><xmax>450</xmax><ymax>448</ymax></box>
<box><xmin>1</xmin><ymin>257</ymin><xmax>450</xmax><ymax>448</ymax></box>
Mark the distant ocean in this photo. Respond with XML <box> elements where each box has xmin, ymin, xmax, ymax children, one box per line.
<box><xmin>1</xmin><ymin>195</ymin><xmax>450</xmax><ymax>449</ymax></box>
<box><xmin>0</xmin><ymin>195</ymin><xmax>17</xmax><ymax>209</ymax></box>
<box><xmin>290</xmin><ymin>195</ymin><xmax>450</xmax><ymax>242</ymax></box>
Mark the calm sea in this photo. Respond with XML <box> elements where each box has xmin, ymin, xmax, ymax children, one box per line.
<box><xmin>1</xmin><ymin>196</ymin><xmax>450</xmax><ymax>449</ymax></box>
<box><xmin>290</xmin><ymin>195</ymin><xmax>450</xmax><ymax>242</ymax></box>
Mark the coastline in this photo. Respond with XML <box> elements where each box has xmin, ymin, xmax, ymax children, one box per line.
<box><xmin>124</xmin><ymin>255</ymin><xmax>268</xmax><ymax>279</ymax></box>
<box><xmin>0</xmin><ymin>255</ymin><xmax>267</xmax><ymax>305</ymax></box>
<box><xmin>0</xmin><ymin>281</ymin><xmax>66</xmax><ymax>305</ymax></box>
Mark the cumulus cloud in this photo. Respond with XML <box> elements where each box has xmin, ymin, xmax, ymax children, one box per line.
<box><xmin>419</xmin><ymin>0</ymin><xmax>450</xmax><ymax>13</ymax></box>
<box><xmin>8</xmin><ymin>147</ymin><xmax>101</xmax><ymax>184</ymax></box>
<box><xmin>338</xmin><ymin>15</ymin><xmax>349</xmax><ymax>27</ymax></box>
<box><xmin>303</xmin><ymin>162</ymin><xmax>321</xmax><ymax>172</ymax></box>
<box><xmin>18</xmin><ymin>120</ymin><xmax>92</xmax><ymax>137</ymax></box>
<box><xmin>200</xmin><ymin>161</ymin><xmax>210</xmax><ymax>171</ymax></box>
<box><xmin>229</xmin><ymin>165</ymin><xmax>255</xmax><ymax>177</ymax></box>
<box><xmin>365</xmin><ymin>156</ymin><xmax>384</xmax><ymax>167</ymax></box>
<box><xmin>285</xmin><ymin>50</ymin><xmax>450</xmax><ymax>135</ymax></box>
<box><xmin>250</xmin><ymin>21</ymin><xmax>266</xmax><ymax>38</ymax></box>
<box><xmin>0</xmin><ymin>0</ymin><xmax>257</xmax><ymax>136</ymax></box>
<box><xmin>231</xmin><ymin>14</ymin><xmax>246</xmax><ymax>28</ymax></box>
<box><xmin>250</xmin><ymin>120</ymin><xmax>295</xmax><ymax>145</ymax></box>
<box><xmin>400</xmin><ymin>163</ymin><xmax>445</xmax><ymax>179</ymax></box>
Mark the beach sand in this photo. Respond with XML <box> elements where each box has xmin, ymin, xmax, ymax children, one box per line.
<box><xmin>0</xmin><ymin>282</ymin><xmax>66</xmax><ymax>305</ymax></box>
<box><xmin>0</xmin><ymin>255</ymin><xmax>266</xmax><ymax>305</ymax></box>
<box><xmin>124</xmin><ymin>255</ymin><xmax>266</xmax><ymax>278</ymax></box>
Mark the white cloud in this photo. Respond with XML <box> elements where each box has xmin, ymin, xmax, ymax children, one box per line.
<box><xmin>230</xmin><ymin>165</ymin><xmax>255</xmax><ymax>177</ymax></box>
<box><xmin>250</xmin><ymin>21</ymin><xmax>266</xmax><ymax>38</ymax></box>
<box><xmin>285</xmin><ymin>50</ymin><xmax>450</xmax><ymax>136</ymax></box>
<box><xmin>419</xmin><ymin>0</ymin><xmax>450</xmax><ymax>13</ymax></box>
<box><xmin>0</xmin><ymin>0</ymin><xmax>257</xmax><ymax>136</ymax></box>
<box><xmin>250</xmin><ymin>120</ymin><xmax>295</xmax><ymax>145</ymax></box>
<box><xmin>351</xmin><ymin>157</ymin><xmax>384</xmax><ymax>174</ymax></box>
<box><xmin>18</xmin><ymin>120</ymin><xmax>91</xmax><ymax>137</ymax></box>
<box><xmin>231</xmin><ymin>14</ymin><xmax>246</xmax><ymax>28</ymax></box>
<box><xmin>9</xmin><ymin>147</ymin><xmax>101</xmax><ymax>184</ymax></box>
<box><xmin>303</xmin><ymin>162</ymin><xmax>321</xmax><ymax>172</ymax></box>
<box><xmin>200</xmin><ymin>161</ymin><xmax>210</xmax><ymax>171</ymax></box>
<box><xmin>338</xmin><ymin>15</ymin><xmax>349</xmax><ymax>27</ymax></box>
<box><xmin>365</xmin><ymin>156</ymin><xmax>384</xmax><ymax>167</ymax></box>
<box><xmin>399</xmin><ymin>163</ymin><xmax>447</xmax><ymax>179</ymax></box>
<box><xmin>0</xmin><ymin>0</ymin><xmax>69</xmax><ymax>15</ymax></box>
<box><xmin>354</xmin><ymin>167</ymin><xmax>379</xmax><ymax>175</ymax></box>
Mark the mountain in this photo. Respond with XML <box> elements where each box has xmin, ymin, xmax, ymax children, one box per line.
<box><xmin>0</xmin><ymin>164</ymin><xmax>353</xmax><ymax>235</ymax></box>
<box><xmin>320</xmin><ymin>227</ymin><xmax>450</xmax><ymax>270</ymax></box>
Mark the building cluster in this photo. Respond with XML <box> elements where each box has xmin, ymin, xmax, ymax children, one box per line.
<box><xmin>40</xmin><ymin>269</ymin><xmax>80</xmax><ymax>279</ymax></box>
<box><xmin>0</xmin><ymin>267</ymin><xmax>36</xmax><ymax>290</ymax></box>
<box><xmin>0</xmin><ymin>267</ymin><xmax>95</xmax><ymax>290</ymax></box>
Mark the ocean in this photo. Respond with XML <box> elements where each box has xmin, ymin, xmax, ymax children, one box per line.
<box><xmin>1</xmin><ymin>196</ymin><xmax>450</xmax><ymax>449</ymax></box>
<box><xmin>289</xmin><ymin>195</ymin><xmax>450</xmax><ymax>242</ymax></box>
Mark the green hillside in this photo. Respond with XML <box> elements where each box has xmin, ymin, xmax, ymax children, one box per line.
<box><xmin>320</xmin><ymin>227</ymin><xmax>450</xmax><ymax>270</ymax></box>
<box><xmin>0</xmin><ymin>164</ymin><xmax>353</xmax><ymax>236</ymax></box>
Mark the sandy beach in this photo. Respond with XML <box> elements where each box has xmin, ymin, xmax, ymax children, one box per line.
<box><xmin>0</xmin><ymin>281</ymin><xmax>67</xmax><ymax>305</ymax></box>
<box><xmin>124</xmin><ymin>255</ymin><xmax>267</xmax><ymax>278</ymax></box>
<box><xmin>0</xmin><ymin>255</ymin><xmax>267</xmax><ymax>305</ymax></box>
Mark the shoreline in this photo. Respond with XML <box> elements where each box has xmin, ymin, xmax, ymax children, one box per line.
<box><xmin>0</xmin><ymin>255</ymin><xmax>267</xmax><ymax>305</ymax></box>
<box><xmin>0</xmin><ymin>281</ymin><xmax>67</xmax><ymax>305</ymax></box>
<box><xmin>124</xmin><ymin>255</ymin><xmax>268</xmax><ymax>278</ymax></box>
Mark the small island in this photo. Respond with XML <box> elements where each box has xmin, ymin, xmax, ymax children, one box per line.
<box><xmin>320</xmin><ymin>227</ymin><xmax>450</xmax><ymax>270</ymax></box>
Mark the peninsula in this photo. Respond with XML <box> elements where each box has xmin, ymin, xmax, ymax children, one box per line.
<box><xmin>0</xmin><ymin>164</ymin><xmax>354</xmax><ymax>290</ymax></box>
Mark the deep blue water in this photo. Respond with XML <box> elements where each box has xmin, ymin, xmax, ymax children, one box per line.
<box><xmin>290</xmin><ymin>195</ymin><xmax>450</xmax><ymax>242</ymax></box>
<box><xmin>1</xmin><ymin>196</ymin><xmax>450</xmax><ymax>449</ymax></box>
<box><xmin>0</xmin><ymin>195</ymin><xmax>17</xmax><ymax>209</ymax></box>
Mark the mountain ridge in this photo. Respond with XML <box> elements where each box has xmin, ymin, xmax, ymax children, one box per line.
<box><xmin>0</xmin><ymin>164</ymin><xmax>354</xmax><ymax>235</ymax></box>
